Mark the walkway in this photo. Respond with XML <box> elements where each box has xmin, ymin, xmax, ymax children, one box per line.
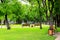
<box><xmin>55</xmin><ymin>32</ymin><xmax>60</xmax><ymax>40</ymax></box>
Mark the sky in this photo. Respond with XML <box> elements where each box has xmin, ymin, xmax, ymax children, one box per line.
<box><xmin>18</xmin><ymin>0</ymin><xmax>30</xmax><ymax>5</ymax></box>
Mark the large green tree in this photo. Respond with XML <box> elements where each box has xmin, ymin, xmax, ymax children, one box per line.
<box><xmin>0</xmin><ymin>0</ymin><xmax>21</xmax><ymax>29</ymax></box>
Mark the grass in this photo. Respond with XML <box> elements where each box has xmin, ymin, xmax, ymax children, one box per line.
<box><xmin>0</xmin><ymin>27</ymin><xmax>55</xmax><ymax>40</ymax></box>
<box><xmin>56</xmin><ymin>27</ymin><xmax>60</xmax><ymax>32</ymax></box>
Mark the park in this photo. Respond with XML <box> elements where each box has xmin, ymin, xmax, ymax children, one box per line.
<box><xmin>0</xmin><ymin>0</ymin><xmax>60</xmax><ymax>40</ymax></box>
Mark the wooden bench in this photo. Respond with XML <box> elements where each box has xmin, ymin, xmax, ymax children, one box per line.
<box><xmin>30</xmin><ymin>23</ymin><xmax>40</xmax><ymax>27</ymax></box>
<box><xmin>22</xmin><ymin>23</ymin><xmax>40</xmax><ymax>27</ymax></box>
<box><xmin>34</xmin><ymin>23</ymin><xmax>40</xmax><ymax>26</ymax></box>
<box><xmin>22</xmin><ymin>23</ymin><xmax>30</xmax><ymax>27</ymax></box>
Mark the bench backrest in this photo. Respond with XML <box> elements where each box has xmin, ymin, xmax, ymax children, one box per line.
<box><xmin>22</xmin><ymin>23</ymin><xmax>30</xmax><ymax>26</ymax></box>
<box><xmin>34</xmin><ymin>23</ymin><xmax>40</xmax><ymax>26</ymax></box>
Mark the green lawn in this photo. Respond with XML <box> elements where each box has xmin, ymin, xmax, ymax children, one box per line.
<box><xmin>56</xmin><ymin>27</ymin><xmax>60</xmax><ymax>32</ymax></box>
<box><xmin>0</xmin><ymin>27</ymin><xmax>55</xmax><ymax>40</ymax></box>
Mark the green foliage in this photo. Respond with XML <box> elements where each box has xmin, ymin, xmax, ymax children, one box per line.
<box><xmin>54</xmin><ymin>0</ymin><xmax>60</xmax><ymax>14</ymax></box>
<box><xmin>0</xmin><ymin>0</ymin><xmax>58</xmax><ymax>22</ymax></box>
<box><xmin>0</xmin><ymin>0</ymin><xmax>22</xmax><ymax>21</ymax></box>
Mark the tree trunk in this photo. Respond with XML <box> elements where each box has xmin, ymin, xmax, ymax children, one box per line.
<box><xmin>49</xmin><ymin>10</ymin><xmax>53</xmax><ymax>30</ymax></box>
<box><xmin>40</xmin><ymin>21</ymin><xmax>42</xmax><ymax>29</ymax></box>
<box><xmin>0</xmin><ymin>20</ymin><xmax>1</xmax><ymax>25</ymax></box>
<box><xmin>53</xmin><ymin>15</ymin><xmax>57</xmax><ymax>29</ymax></box>
<box><xmin>3</xmin><ymin>20</ymin><xmax>5</xmax><ymax>25</ymax></box>
<box><xmin>5</xmin><ymin>14</ymin><xmax>10</xmax><ymax>30</ymax></box>
<box><xmin>57</xmin><ymin>20</ymin><xmax>60</xmax><ymax>27</ymax></box>
<box><xmin>37</xmin><ymin>0</ymin><xmax>42</xmax><ymax>29</ymax></box>
<box><xmin>55</xmin><ymin>20</ymin><xmax>57</xmax><ymax>29</ymax></box>
<box><xmin>56</xmin><ymin>14</ymin><xmax>60</xmax><ymax>27</ymax></box>
<box><xmin>48</xmin><ymin>0</ymin><xmax>54</xmax><ymax>30</ymax></box>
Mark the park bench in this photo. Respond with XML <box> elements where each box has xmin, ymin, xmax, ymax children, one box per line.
<box><xmin>22</xmin><ymin>23</ymin><xmax>30</xmax><ymax>27</ymax></box>
<box><xmin>30</xmin><ymin>23</ymin><xmax>40</xmax><ymax>27</ymax></box>
<box><xmin>34</xmin><ymin>23</ymin><xmax>40</xmax><ymax>26</ymax></box>
<box><xmin>22</xmin><ymin>23</ymin><xmax>40</xmax><ymax>27</ymax></box>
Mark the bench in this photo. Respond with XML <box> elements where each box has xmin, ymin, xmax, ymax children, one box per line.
<box><xmin>34</xmin><ymin>23</ymin><xmax>40</xmax><ymax>26</ymax></box>
<box><xmin>22</xmin><ymin>23</ymin><xmax>30</xmax><ymax>27</ymax></box>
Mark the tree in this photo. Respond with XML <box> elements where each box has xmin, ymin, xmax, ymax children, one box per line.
<box><xmin>37</xmin><ymin>0</ymin><xmax>43</xmax><ymax>29</ymax></box>
<box><xmin>54</xmin><ymin>0</ymin><xmax>60</xmax><ymax>27</ymax></box>
<box><xmin>0</xmin><ymin>0</ymin><xmax>21</xmax><ymax>29</ymax></box>
<box><xmin>48</xmin><ymin>0</ymin><xmax>54</xmax><ymax>30</ymax></box>
<box><xmin>0</xmin><ymin>0</ymin><xmax>10</xmax><ymax>29</ymax></box>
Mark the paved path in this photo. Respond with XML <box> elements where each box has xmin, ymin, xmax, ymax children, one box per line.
<box><xmin>55</xmin><ymin>32</ymin><xmax>60</xmax><ymax>40</ymax></box>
